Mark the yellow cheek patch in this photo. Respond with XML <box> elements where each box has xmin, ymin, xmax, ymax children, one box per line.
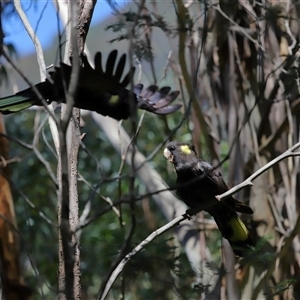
<box><xmin>180</xmin><ymin>145</ymin><xmax>191</xmax><ymax>155</ymax></box>
<box><xmin>109</xmin><ymin>95</ymin><xmax>119</xmax><ymax>105</ymax></box>
<box><xmin>228</xmin><ymin>217</ymin><xmax>248</xmax><ymax>241</ymax></box>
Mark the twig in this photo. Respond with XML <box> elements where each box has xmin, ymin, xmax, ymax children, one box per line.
<box><xmin>1</xmin><ymin>173</ymin><xmax>57</xmax><ymax>227</ymax></box>
<box><xmin>0</xmin><ymin>156</ymin><xmax>20</xmax><ymax>167</ymax></box>
<box><xmin>77</xmin><ymin>176</ymin><xmax>121</xmax><ymax>237</ymax></box>
<box><xmin>134</xmin><ymin>55</ymin><xmax>142</xmax><ymax>83</ymax></box>
<box><xmin>213</xmin><ymin>3</ymin><xmax>265</xmax><ymax>52</ymax></box>
<box><xmin>156</xmin><ymin>50</ymin><xmax>172</xmax><ymax>85</ymax></box>
<box><xmin>60</xmin><ymin>4</ymin><xmax>79</xmax><ymax>129</ymax></box>
<box><xmin>32</xmin><ymin>115</ymin><xmax>58</xmax><ymax>186</ymax></box>
<box><xmin>2</xmin><ymin>51</ymin><xmax>57</xmax><ymax>122</ymax></box>
<box><xmin>284</xmin><ymin>2</ymin><xmax>297</xmax><ymax>55</ymax></box>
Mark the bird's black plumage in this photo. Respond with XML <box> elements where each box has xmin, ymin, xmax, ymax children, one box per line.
<box><xmin>164</xmin><ymin>141</ymin><xmax>256</xmax><ymax>256</ymax></box>
<box><xmin>0</xmin><ymin>50</ymin><xmax>181</xmax><ymax>120</ymax></box>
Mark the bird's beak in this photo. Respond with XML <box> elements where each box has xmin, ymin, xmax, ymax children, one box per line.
<box><xmin>163</xmin><ymin>148</ymin><xmax>174</xmax><ymax>163</ymax></box>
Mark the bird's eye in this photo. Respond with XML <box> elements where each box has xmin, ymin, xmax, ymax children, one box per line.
<box><xmin>169</xmin><ymin>145</ymin><xmax>176</xmax><ymax>151</ymax></box>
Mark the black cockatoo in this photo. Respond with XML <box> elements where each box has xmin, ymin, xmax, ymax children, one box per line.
<box><xmin>164</xmin><ymin>141</ymin><xmax>256</xmax><ymax>256</ymax></box>
<box><xmin>0</xmin><ymin>50</ymin><xmax>181</xmax><ymax>120</ymax></box>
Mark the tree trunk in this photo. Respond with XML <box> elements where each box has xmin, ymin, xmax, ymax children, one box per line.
<box><xmin>0</xmin><ymin>115</ymin><xmax>32</xmax><ymax>300</ymax></box>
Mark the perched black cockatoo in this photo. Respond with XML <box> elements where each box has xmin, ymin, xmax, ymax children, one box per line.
<box><xmin>164</xmin><ymin>141</ymin><xmax>256</xmax><ymax>256</ymax></box>
<box><xmin>0</xmin><ymin>50</ymin><xmax>181</xmax><ymax>120</ymax></box>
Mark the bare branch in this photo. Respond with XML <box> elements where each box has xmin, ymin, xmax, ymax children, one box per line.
<box><xmin>219</xmin><ymin>142</ymin><xmax>300</xmax><ymax>200</ymax></box>
<box><xmin>13</xmin><ymin>0</ymin><xmax>47</xmax><ymax>80</ymax></box>
<box><xmin>98</xmin><ymin>214</ymin><xmax>186</xmax><ymax>300</ymax></box>
<box><xmin>1</xmin><ymin>51</ymin><xmax>58</xmax><ymax>122</ymax></box>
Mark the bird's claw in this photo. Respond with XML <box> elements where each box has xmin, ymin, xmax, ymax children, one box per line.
<box><xmin>185</xmin><ymin>208</ymin><xmax>201</xmax><ymax>219</ymax></box>
<box><xmin>185</xmin><ymin>209</ymin><xmax>193</xmax><ymax>220</ymax></box>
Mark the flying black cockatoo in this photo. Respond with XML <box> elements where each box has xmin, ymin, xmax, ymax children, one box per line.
<box><xmin>164</xmin><ymin>141</ymin><xmax>256</xmax><ymax>256</ymax></box>
<box><xmin>0</xmin><ymin>50</ymin><xmax>181</xmax><ymax>120</ymax></box>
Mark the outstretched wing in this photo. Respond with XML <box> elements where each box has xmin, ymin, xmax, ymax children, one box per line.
<box><xmin>134</xmin><ymin>84</ymin><xmax>181</xmax><ymax>115</ymax></box>
<box><xmin>92</xmin><ymin>50</ymin><xmax>135</xmax><ymax>93</ymax></box>
<box><xmin>0</xmin><ymin>50</ymin><xmax>181</xmax><ymax>118</ymax></box>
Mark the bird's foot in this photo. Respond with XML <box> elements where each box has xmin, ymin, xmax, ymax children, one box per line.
<box><xmin>185</xmin><ymin>208</ymin><xmax>201</xmax><ymax>219</ymax></box>
<box><xmin>185</xmin><ymin>209</ymin><xmax>193</xmax><ymax>220</ymax></box>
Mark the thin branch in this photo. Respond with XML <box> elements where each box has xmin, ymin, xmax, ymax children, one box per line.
<box><xmin>2</xmin><ymin>51</ymin><xmax>58</xmax><ymax>122</ymax></box>
<box><xmin>212</xmin><ymin>3</ymin><xmax>265</xmax><ymax>52</ymax></box>
<box><xmin>219</xmin><ymin>142</ymin><xmax>300</xmax><ymax>200</ymax></box>
<box><xmin>32</xmin><ymin>116</ymin><xmax>58</xmax><ymax>186</ymax></box>
<box><xmin>13</xmin><ymin>0</ymin><xmax>47</xmax><ymax>80</ymax></box>
<box><xmin>98</xmin><ymin>200</ymin><xmax>220</xmax><ymax>300</ymax></box>
<box><xmin>156</xmin><ymin>50</ymin><xmax>172</xmax><ymax>85</ymax></box>
<box><xmin>98</xmin><ymin>213</ymin><xmax>187</xmax><ymax>300</ymax></box>
<box><xmin>60</xmin><ymin>7</ymin><xmax>79</xmax><ymax>129</ymax></box>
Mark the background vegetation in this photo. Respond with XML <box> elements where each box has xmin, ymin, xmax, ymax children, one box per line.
<box><xmin>0</xmin><ymin>0</ymin><xmax>299</xmax><ymax>299</ymax></box>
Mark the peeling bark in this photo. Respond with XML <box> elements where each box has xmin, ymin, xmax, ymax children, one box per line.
<box><xmin>0</xmin><ymin>115</ymin><xmax>32</xmax><ymax>300</ymax></box>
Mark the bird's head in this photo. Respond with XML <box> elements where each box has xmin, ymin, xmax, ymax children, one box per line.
<box><xmin>163</xmin><ymin>141</ymin><xmax>197</xmax><ymax>165</ymax></box>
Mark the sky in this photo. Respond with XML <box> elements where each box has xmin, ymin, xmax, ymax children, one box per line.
<box><xmin>3</xmin><ymin>1</ymin><xmax>121</xmax><ymax>56</ymax></box>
